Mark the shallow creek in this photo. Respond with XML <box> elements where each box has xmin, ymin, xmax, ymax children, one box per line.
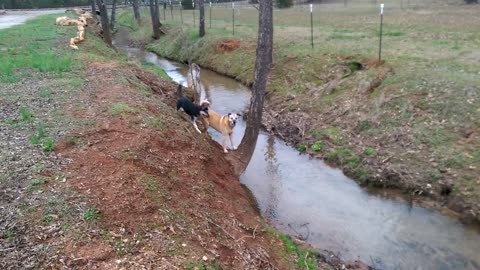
<box><xmin>113</xmin><ymin>32</ymin><xmax>480</xmax><ymax>270</ymax></box>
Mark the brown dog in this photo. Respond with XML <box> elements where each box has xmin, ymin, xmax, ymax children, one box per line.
<box><xmin>200</xmin><ymin>101</ymin><xmax>241</xmax><ymax>153</ymax></box>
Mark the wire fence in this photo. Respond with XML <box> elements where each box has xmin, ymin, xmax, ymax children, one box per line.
<box><xmin>128</xmin><ymin>0</ymin><xmax>477</xmax><ymax>62</ymax></box>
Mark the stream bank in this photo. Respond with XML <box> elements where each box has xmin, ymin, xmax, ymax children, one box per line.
<box><xmin>116</xmin><ymin>12</ymin><xmax>480</xmax><ymax>224</ymax></box>
<box><xmin>113</xmin><ymin>26</ymin><xmax>480</xmax><ymax>270</ymax></box>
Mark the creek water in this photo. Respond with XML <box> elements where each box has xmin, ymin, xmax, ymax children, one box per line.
<box><xmin>111</xmin><ymin>31</ymin><xmax>480</xmax><ymax>270</ymax></box>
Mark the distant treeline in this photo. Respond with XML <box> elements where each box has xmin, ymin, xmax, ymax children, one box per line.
<box><xmin>2</xmin><ymin>0</ymin><xmax>91</xmax><ymax>9</ymax></box>
<box><xmin>1</xmin><ymin>0</ymin><xmax>245</xmax><ymax>9</ymax></box>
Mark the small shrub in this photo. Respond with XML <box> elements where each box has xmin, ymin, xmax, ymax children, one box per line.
<box><xmin>347</xmin><ymin>62</ymin><xmax>362</xmax><ymax>72</ymax></box>
<box><xmin>296</xmin><ymin>144</ymin><xmax>307</xmax><ymax>152</ymax></box>
<box><xmin>182</xmin><ymin>0</ymin><xmax>194</xmax><ymax>9</ymax></box>
<box><xmin>275</xmin><ymin>0</ymin><xmax>293</xmax><ymax>8</ymax></box>
<box><xmin>83</xmin><ymin>208</ymin><xmax>100</xmax><ymax>221</ymax></box>
<box><xmin>363</xmin><ymin>147</ymin><xmax>375</xmax><ymax>156</ymax></box>
<box><xmin>311</xmin><ymin>141</ymin><xmax>322</xmax><ymax>152</ymax></box>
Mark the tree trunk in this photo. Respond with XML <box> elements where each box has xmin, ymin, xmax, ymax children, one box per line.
<box><xmin>199</xmin><ymin>0</ymin><xmax>205</xmax><ymax>37</ymax></box>
<box><xmin>110</xmin><ymin>0</ymin><xmax>117</xmax><ymax>30</ymax></box>
<box><xmin>91</xmin><ymin>0</ymin><xmax>96</xmax><ymax>15</ymax></box>
<box><xmin>95</xmin><ymin>0</ymin><xmax>112</xmax><ymax>46</ymax></box>
<box><xmin>234</xmin><ymin>0</ymin><xmax>273</xmax><ymax>173</ymax></box>
<box><xmin>149</xmin><ymin>0</ymin><xmax>161</xmax><ymax>39</ymax></box>
<box><xmin>132</xmin><ymin>0</ymin><xmax>141</xmax><ymax>25</ymax></box>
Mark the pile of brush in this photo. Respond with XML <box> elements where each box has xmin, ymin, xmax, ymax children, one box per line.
<box><xmin>55</xmin><ymin>8</ymin><xmax>93</xmax><ymax>49</ymax></box>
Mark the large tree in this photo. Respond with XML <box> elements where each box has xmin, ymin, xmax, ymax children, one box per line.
<box><xmin>132</xmin><ymin>0</ymin><xmax>141</xmax><ymax>25</ymax></box>
<box><xmin>198</xmin><ymin>0</ymin><xmax>205</xmax><ymax>37</ymax></box>
<box><xmin>95</xmin><ymin>0</ymin><xmax>112</xmax><ymax>46</ymax></box>
<box><xmin>91</xmin><ymin>0</ymin><xmax>96</xmax><ymax>16</ymax></box>
<box><xmin>110</xmin><ymin>0</ymin><xmax>117</xmax><ymax>30</ymax></box>
<box><xmin>234</xmin><ymin>0</ymin><xmax>273</xmax><ymax>173</ymax></box>
<box><xmin>149</xmin><ymin>0</ymin><xmax>162</xmax><ymax>39</ymax></box>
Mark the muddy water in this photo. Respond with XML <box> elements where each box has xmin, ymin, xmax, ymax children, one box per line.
<box><xmin>114</xmin><ymin>33</ymin><xmax>480</xmax><ymax>270</ymax></box>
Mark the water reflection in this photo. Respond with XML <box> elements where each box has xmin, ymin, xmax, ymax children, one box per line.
<box><xmin>264</xmin><ymin>135</ymin><xmax>280</xmax><ymax>219</ymax></box>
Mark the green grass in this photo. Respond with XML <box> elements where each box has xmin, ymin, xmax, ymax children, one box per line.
<box><xmin>363</xmin><ymin>147</ymin><xmax>375</xmax><ymax>156</ymax></box>
<box><xmin>29</xmin><ymin>177</ymin><xmax>49</xmax><ymax>192</ymax></box>
<box><xmin>273</xmin><ymin>230</ymin><xmax>318</xmax><ymax>270</ymax></box>
<box><xmin>42</xmin><ymin>214</ymin><xmax>55</xmax><ymax>223</ymax></box>
<box><xmin>325</xmin><ymin>150</ymin><xmax>339</xmax><ymax>162</ymax></box>
<box><xmin>109</xmin><ymin>102</ymin><xmax>138</xmax><ymax>115</ymax></box>
<box><xmin>344</xmin><ymin>155</ymin><xmax>360</xmax><ymax>166</ymax></box>
<box><xmin>0</xmin><ymin>15</ymin><xmax>75</xmax><ymax>83</ymax></box>
<box><xmin>311</xmin><ymin>141</ymin><xmax>323</xmax><ymax>152</ymax></box>
<box><xmin>83</xmin><ymin>207</ymin><xmax>100</xmax><ymax>221</ymax></box>
<box><xmin>142</xmin><ymin>62</ymin><xmax>171</xmax><ymax>80</ymax></box>
<box><xmin>143</xmin><ymin>176</ymin><xmax>160</xmax><ymax>192</ymax></box>
<box><xmin>29</xmin><ymin>127</ymin><xmax>47</xmax><ymax>146</ymax></box>
<box><xmin>39</xmin><ymin>87</ymin><xmax>53</xmax><ymax>99</ymax></box>
<box><xmin>43</xmin><ymin>138</ymin><xmax>55</xmax><ymax>152</ymax></box>
<box><xmin>20</xmin><ymin>107</ymin><xmax>33</xmax><ymax>121</ymax></box>
<box><xmin>384</xmin><ymin>31</ymin><xmax>405</xmax><ymax>37</ymax></box>
<box><xmin>296</xmin><ymin>144</ymin><xmax>307</xmax><ymax>152</ymax></box>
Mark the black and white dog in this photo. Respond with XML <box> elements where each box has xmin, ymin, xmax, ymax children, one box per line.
<box><xmin>176</xmin><ymin>84</ymin><xmax>209</xmax><ymax>134</ymax></box>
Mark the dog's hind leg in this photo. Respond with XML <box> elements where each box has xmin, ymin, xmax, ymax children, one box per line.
<box><xmin>222</xmin><ymin>135</ymin><xmax>228</xmax><ymax>153</ymax></box>
<box><xmin>229</xmin><ymin>133</ymin><xmax>236</xmax><ymax>150</ymax></box>
<box><xmin>192</xmin><ymin>116</ymin><xmax>202</xmax><ymax>134</ymax></box>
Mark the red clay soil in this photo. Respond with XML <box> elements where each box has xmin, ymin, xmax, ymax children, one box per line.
<box><xmin>215</xmin><ymin>39</ymin><xmax>241</xmax><ymax>53</ymax></box>
<box><xmin>55</xmin><ymin>62</ymin><xmax>296</xmax><ymax>269</ymax></box>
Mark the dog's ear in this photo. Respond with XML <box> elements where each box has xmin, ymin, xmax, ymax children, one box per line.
<box><xmin>228</xmin><ymin>113</ymin><xmax>231</xmax><ymax>116</ymax></box>
<box><xmin>237</xmin><ymin>113</ymin><xmax>242</xmax><ymax>116</ymax></box>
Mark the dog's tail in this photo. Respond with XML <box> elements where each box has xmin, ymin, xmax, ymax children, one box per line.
<box><xmin>177</xmin><ymin>84</ymin><xmax>183</xmax><ymax>98</ymax></box>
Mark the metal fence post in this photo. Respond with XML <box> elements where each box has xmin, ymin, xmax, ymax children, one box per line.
<box><xmin>378</xmin><ymin>3</ymin><xmax>384</xmax><ymax>61</ymax></box>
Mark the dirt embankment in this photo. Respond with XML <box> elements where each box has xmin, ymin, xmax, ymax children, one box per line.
<box><xmin>54</xmin><ymin>62</ymin><xmax>283</xmax><ymax>269</ymax></box>
<box><xmin>53</xmin><ymin>61</ymin><xmax>350</xmax><ymax>269</ymax></box>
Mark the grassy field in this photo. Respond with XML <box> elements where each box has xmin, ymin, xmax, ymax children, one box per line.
<box><xmin>118</xmin><ymin>0</ymin><xmax>480</xmax><ymax>222</ymax></box>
